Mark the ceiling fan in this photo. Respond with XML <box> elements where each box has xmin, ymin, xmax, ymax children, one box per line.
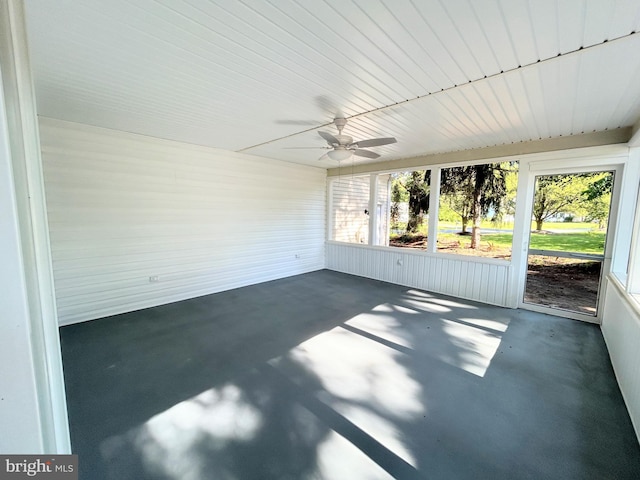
<box><xmin>298</xmin><ymin>117</ymin><xmax>397</xmax><ymax>161</ymax></box>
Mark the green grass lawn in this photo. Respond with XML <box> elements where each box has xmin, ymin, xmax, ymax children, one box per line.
<box><xmin>435</xmin><ymin>231</ymin><xmax>605</xmax><ymax>254</ymax></box>
<box><xmin>435</xmin><ymin>220</ymin><xmax>601</xmax><ymax>232</ymax></box>
<box><xmin>392</xmin><ymin>220</ymin><xmax>606</xmax><ymax>256</ymax></box>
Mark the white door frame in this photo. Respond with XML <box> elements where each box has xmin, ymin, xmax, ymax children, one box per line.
<box><xmin>0</xmin><ymin>0</ymin><xmax>70</xmax><ymax>453</ymax></box>
<box><xmin>514</xmin><ymin>152</ymin><xmax>629</xmax><ymax>323</ymax></box>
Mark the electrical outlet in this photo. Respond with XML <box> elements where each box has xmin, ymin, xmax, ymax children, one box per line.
<box><xmin>149</xmin><ymin>275</ymin><xmax>159</xmax><ymax>282</ymax></box>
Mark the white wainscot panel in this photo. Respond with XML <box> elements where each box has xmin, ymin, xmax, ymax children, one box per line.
<box><xmin>602</xmin><ymin>277</ymin><xmax>640</xmax><ymax>442</ymax></box>
<box><xmin>326</xmin><ymin>242</ymin><xmax>511</xmax><ymax>307</ymax></box>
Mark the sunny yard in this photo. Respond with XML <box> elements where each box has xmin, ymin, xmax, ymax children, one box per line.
<box><xmin>390</xmin><ymin>220</ymin><xmax>606</xmax><ymax>258</ymax></box>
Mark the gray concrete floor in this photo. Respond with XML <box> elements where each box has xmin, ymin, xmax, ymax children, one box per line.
<box><xmin>60</xmin><ymin>270</ymin><xmax>640</xmax><ymax>479</ymax></box>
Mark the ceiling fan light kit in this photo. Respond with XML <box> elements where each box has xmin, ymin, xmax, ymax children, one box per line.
<box><xmin>327</xmin><ymin>148</ymin><xmax>353</xmax><ymax>161</ymax></box>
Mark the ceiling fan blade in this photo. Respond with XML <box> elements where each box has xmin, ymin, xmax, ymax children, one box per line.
<box><xmin>275</xmin><ymin>120</ymin><xmax>321</xmax><ymax>126</ymax></box>
<box><xmin>283</xmin><ymin>146</ymin><xmax>330</xmax><ymax>150</ymax></box>
<box><xmin>318</xmin><ymin>130</ymin><xmax>340</xmax><ymax>145</ymax></box>
<box><xmin>354</xmin><ymin>137</ymin><xmax>397</xmax><ymax>148</ymax></box>
<box><xmin>354</xmin><ymin>149</ymin><xmax>380</xmax><ymax>159</ymax></box>
<box><xmin>318</xmin><ymin>153</ymin><xmax>330</xmax><ymax>161</ymax></box>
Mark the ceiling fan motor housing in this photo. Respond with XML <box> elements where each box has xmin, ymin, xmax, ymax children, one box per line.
<box><xmin>334</xmin><ymin>134</ymin><xmax>353</xmax><ymax>146</ymax></box>
<box><xmin>333</xmin><ymin>117</ymin><xmax>348</xmax><ymax>132</ymax></box>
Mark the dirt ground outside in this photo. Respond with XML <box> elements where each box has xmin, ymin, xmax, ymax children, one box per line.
<box><xmin>524</xmin><ymin>257</ymin><xmax>601</xmax><ymax>315</ymax></box>
<box><xmin>389</xmin><ymin>235</ymin><xmax>601</xmax><ymax>316</ymax></box>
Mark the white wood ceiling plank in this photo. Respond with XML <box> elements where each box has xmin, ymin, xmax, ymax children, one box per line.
<box><xmin>441</xmin><ymin>0</ymin><xmax>502</xmax><ymax>77</ymax></box>
<box><xmin>123</xmin><ymin>0</ymin><xmax>382</xmax><ymax>116</ymax></box>
<box><xmin>143</xmin><ymin>0</ymin><xmax>381</xmax><ymax>112</ymax></box>
<box><xmin>557</xmin><ymin>0</ymin><xmax>587</xmax><ymax>53</ymax></box>
<box><xmin>467</xmin><ymin>0</ymin><xmax>520</xmax><ymax>72</ymax></box>
<box><xmin>395</xmin><ymin>1</ymin><xmax>474</xmax><ymax>87</ymax></box>
<box><xmin>408</xmin><ymin>97</ymin><xmax>468</xmax><ymax>145</ymax></box>
<box><xmin>567</xmin><ymin>50</ymin><xmax>604</xmax><ymax>136</ymax></box>
<box><xmin>497</xmin><ymin>0</ymin><xmax>540</xmax><ymax>66</ymax></box>
<box><xmin>398</xmin><ymin>99</ymin><xmax>469</xmax><ymax>150</ymax></box>
<box><xmin>583</xmin><ymin>0</ymin><xmax>616</xmax><ymax>46</ymax></box>
<box><xmin>526</xmin><ymin>0</ymin><xmax>559</xmax><ymax>59</ymax></box>
<box><xmin>536</xmin><ymin>59</ymin><xmax>570</xmax><ymax>137</ymax></box>
<box><xmin>579</xmin><ymin>36</ymin><xmax>640</xmax><ymax>132</ymax></box>
<box><xmin>407</xmin><ymin>0</ymin><xmax>486</xmax><ymax>83</ymax></box>
<box><xmin>501</xmin><ymin>70</ymin><xmax>542</xmax><ymax>142</ymax></box>
<box><xmin>254</xmin><ymin>1</ymin><xmax>399</xmax><ymax>114</ymax></box>
<box><xmin>431</xmin><ymin>89</ymin><xmax>488</xmax><ymax>141</ymax></box>
<box><xmin>366</xmin><ymin>2</ymin><xmax>457</xmax><ymax>90</ymax></box>
<box><xmin>208</xmin><ymin>0</ymin><xmax>396</xmax><ymax>112</ymax></box>
<box><xmin>606</xmin><ymin>0</ymin><xmax>640</xmax><ymax>38</ymax></box>
<box><xmin>349</xmin><ymin>0</ymin><xmax>446</xmax><ymax>94</ymax></box>
<box><xmin>469</xmin><ymin>80</ymin><xmax>520</xmax><ymax>143</ymax></box>
<box><xmin>521</xmin><ymin>66</ymin><xmax>552</xmax><ymax>139</ymax></box>
<box><xmin>487</xmin><ymin>74</ymin><xmax>531</xmax><ymax>143</ymax></box>
<box><xmin>287</xmin><ymin>0</ymin><xmax>426</xmax><ymax>99</ymax></box>
<box><xmin>29</xmin><ymin>8</ymin><xmax>304</xmax><ymax>115</ymax></box>
<box><xmin>454</xmin><ymin>84</ymin><xmax>513</xmax><ymax>146</ymax></box>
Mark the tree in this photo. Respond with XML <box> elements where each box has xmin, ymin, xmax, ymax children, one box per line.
<box><xmin>583</xmin><ymin>174</ymin><xmax>613</xmax><ymax>201</ymax></box>
<box><xmin>582</xmin><ymin>172</ymin><xmax>613</xmax><ymax>229</ymax></box>
<box><xmin>585</xmin><ymin>192</ymin><xmax>611</xmax><ymax>229</ymax></box>
<box><xmin>390</xmin><ymin>175</ymin><xmax>408</xmax><ymax>229</ymax></box>
<box><xmin>406</xmin><ymin>170</ymin><xmax>430</xmax><ymax>233</ymax></box>
<box><xmin>443</xmin><ymin>189</ymin><xmax>473</xmax><ymax>233</ymax></box>
<box><xmin>440</xmin><ymin>163</ymin><xmax>511</xmax><ymax>249</ymax></box>
<box><xmin>391</xmin><ymin>171</ymin><xmax>430</xmax><ymax>233</ymax></box>
<box><xmin>532</xmin><ymin>174</ymin><xmax>592</xmax><ymax>231</ymax></box>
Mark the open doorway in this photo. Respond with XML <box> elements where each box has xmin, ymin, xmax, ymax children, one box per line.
<box><xmin>523</xmin><ymin>171</ymin><xmax>613</xmax><ymax>317</ymax></box>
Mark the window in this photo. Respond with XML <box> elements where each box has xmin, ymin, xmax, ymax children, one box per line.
<box><xmin>388</xmin><ymin>170</ymin><xmax>431</xmax><ymax>250</ymax></box>
<box><xmin>328</xmin><ymin>162</ymin><xmax>518</xmax><ymax>260</ymax></box>
<box><xmin>437</xmin><ymin>162</ymin><xmax>518</xmax><ymax>259</ymax></box>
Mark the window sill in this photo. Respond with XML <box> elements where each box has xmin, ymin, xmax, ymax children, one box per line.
<box><xmin>608</xmin><ymin>272</ymin><xmax>640</xmax><ymax>319</ymax></box>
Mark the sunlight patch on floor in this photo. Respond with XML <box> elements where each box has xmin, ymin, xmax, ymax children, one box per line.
<box><xmin>278</xmin><ymin>324</ymin><xmax>424</xmax><ymax>468</ymax></box>
<box><xmin>405</xmin><ymin>290</ymin><xmax>479</xmax><ymax>310</ymax></box>
<box><xmin>402</xmin><ymin>297</ymin><xmax>452</xmax><ymax>313</ymax></box>
<box><xmin>101</xmin><ymin>384</ymin><xmax>263</xmax><ymax>480</ymax></box>
<box><xmin>313</xmin><ymin>431</ymin><xmax>395</xmax><ymax>480</ymax></box>
<box><xmin>439</xmin><ymin>319</ymin><xmax>501</xmax><ymax>377</ymax></box>
<box><xmin>459</xmin><ymin>315</ymin><xmax>511</xmax><ymax>333</ymax></box>
<box><xmin>286</xmin><ymin>327</ymin><xmax>424</xmax><ymax>418</ymax></box>
<box><xmin>346</xmin><ymin>309</ymin><xmax>414</xmax><ymax>349</ymax></box>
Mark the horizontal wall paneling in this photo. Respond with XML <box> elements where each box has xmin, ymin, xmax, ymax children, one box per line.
<box><xmin>41</xmin><ymin>118</ymin><xmax>326</xmax><ymax>324</ymax></box>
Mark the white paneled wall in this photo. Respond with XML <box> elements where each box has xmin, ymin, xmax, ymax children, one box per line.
<box><xmin>40</xmin><ymin>118</ymin><xmax>326</xmax><ymax>325</ymax></box>
<box><xmin>326</xmin><ymin>242</ymin><xmax>511</xmax><ymax>306</ymax></box>
<box><xmin>602</xmin><ymin>278</ymin><xmax>640</xmax><ymax>441</ymax></box>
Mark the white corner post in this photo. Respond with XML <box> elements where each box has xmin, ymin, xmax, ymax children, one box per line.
<box><xmin>427</xmin><ymin>168</ymin><xmax>440</xmax><ymax>253</ymax></box>
<box><xmin>0</xmin><ymin>0</ymin><xmax>70</xmax><ymax>453</ymax></box>
<box><xmin>625</xmin><ymin>148</ymin><xmax>640</xmax><ymax>293</ymax></box>
<box><xmin>369</xmin><ymin>173</ymin><xmax>379</xmax><ymax>245</ymax></box>
<box><xmin>507</xmin><ymin>159</ymin><xmax>533</xmax><ymax>308</ymax></box>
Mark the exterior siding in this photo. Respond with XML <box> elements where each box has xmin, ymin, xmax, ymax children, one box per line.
<box><xmin>326</xmin><ymin>242</ymin><xmax>511</xmax><ymax>306</ymax></box>
<box><xmin>40</xmin><ymin>118</ymin><xmax>326</xmax><ymax>325</ymax></box>
<box><xmin>330</xmin><ymin>176</ymin><xmax>370</xmax><ymax>244</ymax></box>
<box><xmin>602</xmin><ymin>277</ymin><xmax>640</xmax><ymax>442</ymax></box>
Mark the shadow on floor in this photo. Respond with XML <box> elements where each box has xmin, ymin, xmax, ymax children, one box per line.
<box><xmin>60</xmin><ymin>270</ymin><xmax>640</xmax><ymax>479</ymax></box>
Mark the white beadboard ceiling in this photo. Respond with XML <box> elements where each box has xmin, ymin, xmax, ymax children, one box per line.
<box><xmin>23</xmin><ymin>0</ymin><xmax>640</xmax><ymax>168</ymax></box>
